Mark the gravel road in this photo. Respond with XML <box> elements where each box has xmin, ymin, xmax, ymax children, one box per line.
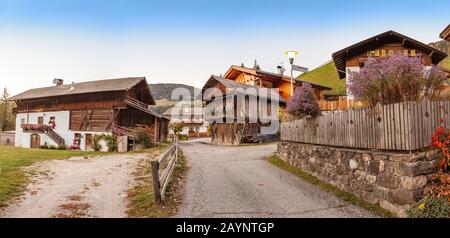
<box><xmin>176</xmin><ymin>138</ymin><xmax>377</xmax><ymax>218</ymax></box>
<box><xmin>0</xmin><ymin>153</ymin><xmax>146</xmax><ymax>218</ymax></box>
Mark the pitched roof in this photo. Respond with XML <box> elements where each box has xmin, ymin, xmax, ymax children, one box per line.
<box><xmin>441</xmin><ymin>24</ymin><xmax>450</xmax><ymax>41</ymax></box>
<box><xmin>9</xmin><ymin>77</ymin><xmax>147</xmax><ymax>101</ymax></box>
<box><xmin>297</xmin><ymin>61</ymin><xmax>346</xmax><ymax>96</ymax></box>
<box><xmin>332</xmin><ymin>30</ymin><xmax>448</xmax><ymax>78</ymax></box>
<box><xmin>224</xmin><ymin>65</ymin><xmax>331</xmax><ymax>90</ymax></box>
<box><xmin>202</xmin><ymin>75</ymin><xmax>286</xmax><ymax>104</ymax></box>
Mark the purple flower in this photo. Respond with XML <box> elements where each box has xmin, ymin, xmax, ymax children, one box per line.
<box><xmin>286</xmin><ymin>83</ymin><xmax>321</xmax><ymax>117</ymax></box>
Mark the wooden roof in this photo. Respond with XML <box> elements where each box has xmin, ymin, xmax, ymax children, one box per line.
<box><xmin>9</xmin><ymin>77</ymin><xmax>153</xmax><ymax>102</ymax></box>
<box><xmin>332</xmin><ymin>30</ymin><xmax>448</xmax><ymax>79</ymax></box>
<box><xmin>224</xmin><ymin>65</ymin><xmax>331</xmax><ymax>90</ymax></box>
<box><xmin>441</xmin><ymin>24</ymin><xmax>450</xmax><ymax>41</ymax></box>
<box><xmin>202</xmin><ymin>75</ymin><xmax>286</xmax><ymax>104</ymax></box>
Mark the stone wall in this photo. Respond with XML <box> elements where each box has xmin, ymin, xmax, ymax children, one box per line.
<box><xmin>0</xmin><ymin>132</ymin><xmax>15</xmax><ymax>146</ymax></box>
<box><xmin>277</xmin><ymin>141</ymin><xmax>440</xmax><ymax>217</ymax></box>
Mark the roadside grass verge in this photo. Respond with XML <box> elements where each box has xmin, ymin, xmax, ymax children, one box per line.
<box><xmin>127</xmin><ymin>145</ymin><xmax>187</xmax><ymax>217</ymax></box>
<box><xmin>267</xmin><ymin>154</ymin><xmax>395</xmax><ymax>218</ymax></box>
<box><xmin>238</xmin><ymin>141</ymin><xmax>278</xmax><ymax>147</ymax></box>
<box><xmin>0</xmin><ymin>146</ymin><xmax>107</xmax><ymax>207</ymax></box>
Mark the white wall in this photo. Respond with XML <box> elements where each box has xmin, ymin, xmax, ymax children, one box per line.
<box><xmin>15</xmin><ymin>111</ymin><xmax>110</xmax><ymax>151</ymax></box>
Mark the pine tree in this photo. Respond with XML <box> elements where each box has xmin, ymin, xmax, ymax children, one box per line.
<box><xmin>0</xmin><ymin>88</ymin><xmax>13</xmax><ymax>132</ymax></box>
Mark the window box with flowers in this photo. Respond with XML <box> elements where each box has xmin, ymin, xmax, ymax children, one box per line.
<box><xmin>20</xmin><ymin>124</ymin><xmax>51</xmax><ymax>133</ymax></box>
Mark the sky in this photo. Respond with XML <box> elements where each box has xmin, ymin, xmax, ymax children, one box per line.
<box><xmin>0</xmin><ymin>0</ymin><xmax>449</xmax><ymax>96</ymax></box>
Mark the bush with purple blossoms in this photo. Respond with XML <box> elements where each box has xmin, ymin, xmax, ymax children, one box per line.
<box><xmin>285</xmin><ymin>83</ymin><xmax>321</xmax><ymax>118</ymax></box>
<box><xmin>348</xmin><ymin>52</ymin><xmax>446</xmax><ymax>107</ymax></box>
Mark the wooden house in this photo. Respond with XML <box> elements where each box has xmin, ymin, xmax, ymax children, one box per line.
<box><xmin>202</xmin><ymin>75</ymin><xmax>285</xmax><ymax>145</ymax></box>
<box><xmin>332</xmin><ymin>30</ymin><xmax>448</xmax><ymax>82</ymax></box>
<box><xmin>9</xmin><ymin>77</ymin><xmax>169</xmax><ymax>151</ymax></box>
<box><xmin>223</xmin><ymin>65</ymin><xmax>331</xmax><ymax>101</ymax></box>
<box><xmin>441</xmin><ymin>24</ymin><xmax>450</xmax><ymax>41</ymax></box>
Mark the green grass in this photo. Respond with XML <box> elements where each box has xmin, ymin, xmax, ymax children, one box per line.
<box><xmin>0</xmin><ymin>146</ymin><xmax>107</xmax><ymax>207</ymax></box>
<box><xmin>297</xmin><ymin>61</ymin><xmax>346</xmax><ymax>96</ymax></box>
<box><xmin>267</xmin><ymin>154</ymin><xmax>395</xmax><ymax>218</ymax></box>
<box><xmin>127</xmin><ymin>145</ymin><xmax>187</xmax><ymax>217</ymax></box>
<box><xmin>439</xmin><ymin>57</ymin><xmax>450</xmax><ymax>71</ymax></box>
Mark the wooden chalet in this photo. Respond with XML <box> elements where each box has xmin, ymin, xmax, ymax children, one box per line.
<box><xmin>441</xmin><ymin>24</ymin><xmax>450</xmax><ymax>41</ymax></box>
<box><xmin>202</xmin><ymin>75</ymin><xmax>285</xmax><ymax>145</ymax></box>
<box><xmin>9</xmin><ymin>77</ymin><xmax>169</xmax><ymax>151</ymax></box>
<box><xmin>223</xmin><ymin>64</ymin><xmax>331</xmax><ymax>101</ymax></box>
<box><xmin>332</xmin><ymin>30</ymin><xmax>448</xmax><ymax>80</ymax></box>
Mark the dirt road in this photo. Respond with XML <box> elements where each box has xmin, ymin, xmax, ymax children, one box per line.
<box><xmin>176</xmin><ymin>138</ymin><xmax>377</xmax><ymax>218</ymax></box>
<box><xmin>0</xmin><ymin>153</ymin><xmax>146</xmax><ymax>218</ymax></box>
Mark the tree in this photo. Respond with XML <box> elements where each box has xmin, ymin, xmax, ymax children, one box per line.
<box><xmin>348</xmin><ymin>52</ymin><xmax>447</xmax><ymax>107</ymax></box>
<box><xmin>0</xmin><ymin>88</ymin><xmax>15</xmax><ymax>132</ymax></box>
<box><xmin>285</xmin><ymin>83</ymin><xmax>321</xmax><ymax>118</ymax></box>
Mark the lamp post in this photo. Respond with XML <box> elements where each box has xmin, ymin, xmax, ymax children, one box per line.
<box><xmin>285</xmin><ymin>50</ymin><xmax>298</xmax><ymax>96</ymax></box>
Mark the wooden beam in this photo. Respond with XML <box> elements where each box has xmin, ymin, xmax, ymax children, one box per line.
<box><xmin>106</xmin><ymin>109</ymin><xmax>121</xmax><ymax>131</ymax></box>
<box><xmin>402</xmin><ymin>38</ymin><xmax>407</xmax><ymax>45</ymax></box>
<box><xmin>429</xmin><ymin>50</ymin><xmax>435</xmax><ymax>57</ymax></box>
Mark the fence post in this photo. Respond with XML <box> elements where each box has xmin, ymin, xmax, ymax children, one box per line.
<box><xmin>151</xmin><ymin>160</ymin><xmax>162</xmax><ymax>204</ymax></box>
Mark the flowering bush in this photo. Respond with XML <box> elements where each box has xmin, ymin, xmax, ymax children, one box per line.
<box><xmin>407</xmin><ymin>121</ymin><xmax>450</xmax><ymax>218</ymax></box>
<box><xmin>20</xmin><ymin>124</ymin><xmax>51</xmax><ymax>132</ymax></box>
<box><xmin>285</xmin><ymin>83</ymin><xmax>321</xmax><ymax>118</ymax></box>
<box><xmin>348</xmin><ymin>52</ymin><xmax>447</xmax><ymax>106</ymax></box>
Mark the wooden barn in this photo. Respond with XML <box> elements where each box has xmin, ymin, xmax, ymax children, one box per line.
<box><xmin>202</xmin><ymin>75</ymin><xmax>285</xmax><ymax>145</ymax></box>
<box><xmin>9</xmin><ymin>77</ymin><xmax>169</xmax><ymax>151</ymax></box>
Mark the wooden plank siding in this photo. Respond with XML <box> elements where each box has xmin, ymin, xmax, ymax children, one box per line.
<box><xmin>281</xmin><ymin>98</ymin><xmax>447</xmax><ymax>151</ymax></box>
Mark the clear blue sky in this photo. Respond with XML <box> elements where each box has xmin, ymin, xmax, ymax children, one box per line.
<box><xmin>1</xmin><ymin>0</ymin><xmax>449</xmax><ymax>95</ymax></box>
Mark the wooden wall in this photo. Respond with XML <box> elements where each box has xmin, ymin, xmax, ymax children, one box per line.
<box><xmin>69</xmin><ymin>109</ymin><xmax>114</xmax><ymax>132</ymax></box>
<box><xmin>281</xmin><ymin>98</ymin><xmax>450</xmax><ymax>151</ymax></box>
<box><xmin>346</xmin><ymin>43</ymin><xmax>433</xmax><ymax>68</ymax></box>
<box><xmin>15</xmin><ymin>91</ymin><xmax>127</xmax><ymax>113</ymax></box>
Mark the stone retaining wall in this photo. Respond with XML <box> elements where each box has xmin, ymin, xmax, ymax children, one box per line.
<box><xmin>277</xmin><ymin>141</ymin><xmax>440</xmax><ymax>217</ymax></box>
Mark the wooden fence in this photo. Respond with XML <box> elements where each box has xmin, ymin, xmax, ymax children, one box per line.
<box><xmin>319</xmin><ymin>96</ymin><xmax>364</xmax><ymax>111</ymax></box>
<box><xmin>151</xmin><ymin>138</ymin><xmax>179</xmax><ymax>204</ymax></box>
<box><xmin>281</xmin><ymin>98</ymin><xmax>450</xmax><ymax>151</ymax></box>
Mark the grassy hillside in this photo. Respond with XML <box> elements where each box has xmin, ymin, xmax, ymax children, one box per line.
<box><xmin>297</xmin><ymin>61</ymin><xmax>346</xmax><ymax>96</ymax></box>
<box><xmin>439</xmin><ymin>57</ymin><xmax>450</xmax><ymax>71</ymax></box>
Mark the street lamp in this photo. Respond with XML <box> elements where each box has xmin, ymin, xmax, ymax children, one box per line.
<box><xmin>285</xmin><ymin>50</ymin><xmax>298</xmax><ymax>96</ymax></box>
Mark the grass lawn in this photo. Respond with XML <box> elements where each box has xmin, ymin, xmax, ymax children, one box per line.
<box><xmin>267</xmin><ymin>154</ymin><xmax>395</xmax><ymax>218</ymax></box>
<box><xmin>0</xmin><ymin>146</ymin><xmax>107</xmax><ymax>207</ymax></box>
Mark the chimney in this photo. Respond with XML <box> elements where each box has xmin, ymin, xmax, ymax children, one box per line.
<box><xmin>69</xmin><ymin>82</ymin><xmax>75</xmax><ymax>91</ymax></box>
<box><xmin>277</xmin><ymin>64</ymin><xmax>285</xmax><ymax>75</ymax></box>
<box><xmin>253</xmin><ymin>60</ymin><xmax>261</xmax><ymax>70</ymax></box>
<box><xmin>53</xmin><ymin>78</ymin><xmax>64</xmax><ymax>86</ymax></box>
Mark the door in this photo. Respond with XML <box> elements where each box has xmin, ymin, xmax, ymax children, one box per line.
<box><xmin>85</xmin><ymin>134</ymin><xmax>93</xmax><ymax>151</ymax></box>
<box><xmin>37</xmin><ymin>116</ymin><xmax>44</xmax><ymax>125</ymax></box>
<box><xmin>30</xmin><ymin>134</ymin><xmax>41</xmax><ymax>148</ymax></box>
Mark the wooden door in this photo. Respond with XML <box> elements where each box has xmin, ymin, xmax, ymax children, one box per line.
<box><xmin>30</xmin><ymin>134</ymin><xmax>41</xmax><ymax>148</ymax></box>
<box><xmin>37</xmin><ymin>116</ymin><xmax>44</xmax><ymax>125</ymax></box>
<box><xmin>85</xmin><ymin>134</ymin><xmax>93</xmax><ymax>151</ymax></box>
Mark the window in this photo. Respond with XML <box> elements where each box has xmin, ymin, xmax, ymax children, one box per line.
<box><xmin>49</xmin><ymin>116</ymin><xmax>56</xmax><ymax>129</ymax></box>
<box><xmin>20</xmin><ymin>118</ymin><xmax>25</xmax><ymax>125</ymax></box>
<box><xmin>37</xmin><ymin>116</ymin><xmax>44</xmax><ymax>125</ymax></box>
<box><xmin>410</xmin><ymin>49</ymin><xmax>416</xmax><ymax>57</ymax></box>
